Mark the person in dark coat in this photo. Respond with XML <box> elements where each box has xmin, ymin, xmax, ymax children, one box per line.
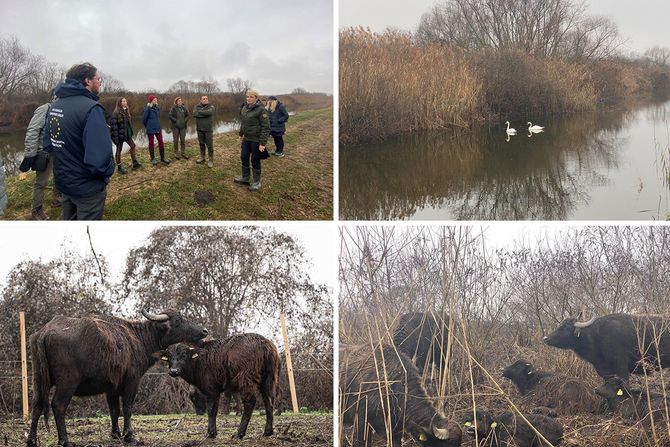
<box><xmin>42</xmin><ymin>62</ymin><xmax>115</xmax><ymax>220</ymax></box>
<box><xmin>141</xmin><ymin>95</ymin><xmax>169</xmax><ymax>165</ymax></box>
<box><xmin>234</xmin><ymin>89</ymin><xmax>270</xmax><ymax>191</ymax></box>
<box><xmin>169</xmin><ymin>97</ymin><xmax>189</xmax><ymax>160</ymax></box>
<box><xmin>110</xmin><ymin>97</ymin><xmax>141</xmax><ymax>174</ymax></box>
<box><xmin>192</xmin><ymin>95</ymin><xmax>215</xmax><ymax>167</ymax></box>
<box><xmin>266</xmin><ymin>95</ymin><xmax>289</xmax><ymax>157</ymax></box>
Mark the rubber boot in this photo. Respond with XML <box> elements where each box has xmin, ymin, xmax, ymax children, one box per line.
<box><xmin>196</xmin><ymin>145</ymin><xmax>206</xmax><ymax>163</ymax></box>
<box><xmin>207</xmin><ymin>148</ymin><xmax>214</xmax><ymax>168</ymax></box>
<box><xmin>248</xmin><ymin>169</ymin><xmax>261</xmax><ymax>191</ymax></box>
<box><xmin>234</xmin><ymin>165</ymin><xmax>251</xmax><ymax>185</ymax></box>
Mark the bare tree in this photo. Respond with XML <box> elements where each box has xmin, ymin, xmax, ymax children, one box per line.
<box><xmin>644</xmin><ymin>46</ymin><xmax>670</xmax><ymax>67</ymax></box>
<box><xmin>227</xmin><ymin>77</ymin><xmax>253</xmax><ymax>102</ymax></box>
<box><xmin>0</xmin><ymin>36</ymin><xmax>37</xmax><ymax>105</ymax></box>
<box><xmin>99</xmin><ymin>71</ymin><xmax>126</xmax><ymax>94</ymax></box>
<box><xmin>416</xmin><ymin>0</ymin><xmax>620</xmax><ymax>60</ymax></box>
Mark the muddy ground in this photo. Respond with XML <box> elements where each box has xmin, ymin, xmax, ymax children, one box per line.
<box><xmin>0</xmin><ymin>412</ymin><xmax>332</xmax><ymax>447</ymax></box>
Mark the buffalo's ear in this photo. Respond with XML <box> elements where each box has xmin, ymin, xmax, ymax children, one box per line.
<box><xmin>153</xmin><ymin>350</ymin><xmax>169</xmax><ymax>361</ymax></box>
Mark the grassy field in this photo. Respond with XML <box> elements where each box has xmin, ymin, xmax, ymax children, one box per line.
<box><xmin>2</xmin><ymin>107</ymin><xmax>333</xmax><ymax>220</ymax></box>
<box><xmin>0</xmin><ymin>411</ymin><xmax>333</xmax><ymax>447</ymax></box>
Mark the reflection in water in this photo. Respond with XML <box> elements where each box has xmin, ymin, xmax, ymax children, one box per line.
<box><xmin>340</xmin><ymin>97</ymin><xmax>669</xmax><ymax>220</ymax></box>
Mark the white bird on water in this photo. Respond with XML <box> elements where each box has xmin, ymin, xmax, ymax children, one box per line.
<box><xmin>527</xmin><ymin>121</ymin><xmax>544</xmax><ymax>132</ymax></box>
<box><xmin>505</xmin><ymin>121</ymin><xmax>517</xmax><ymax>135</ymax></box>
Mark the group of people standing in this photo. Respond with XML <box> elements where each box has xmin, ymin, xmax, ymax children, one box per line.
<box><xmin>15</xmin><ymin>62</ymin><xmax>290</xmax><ymax>220</ymax></box>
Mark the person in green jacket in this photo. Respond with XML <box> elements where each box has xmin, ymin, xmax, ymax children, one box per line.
<box><xmin>234</xmin><ymin>89</ymin><xmax>270</xmax><ymax>191</ymax></box>
<box><xmin>192</xmin><ymin>95</ymin><xmax>215</xmax><ymax>167</ymax></box>
<box><xmin>169</xmin><ymin>97</ymin><xmax>190</xmax><ymax>160</ymax></box>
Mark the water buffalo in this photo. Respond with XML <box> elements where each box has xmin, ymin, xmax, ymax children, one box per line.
<box><xmin>159</xmin><ymin>333</ymin><xmax>280</xmax><ymax>439</ymax></box>
<box><xmin>502</xmin><ymin>359</ymin><xmax>601</xmax><ymax>414</ymax></box>
<box><xmin>340</xmin><ymin>343</ymin><xmax>462</xmax><ymax>447</ymax></box>
<box><xmin>543</xmin><ymin>313</ymin><xmax>670</xmax><ymax>380</ymax></box>
<box><xmin>461</xmin><ymin>409</ymin><xmax>563</xmax><ymax>447</ymax></box>
<box><xmin>595</xmin><ymin>375</ymin><xmax>669</xmax><ymax>425</ymax></box>
<box><xmin>27</xmin><ymin>309</ymin><xmax>208</xmax><ymax>447</ymax></box>
<box><xmin>393</xmin><ymin>311</ymin><xmax>451</xmax><ymax>372</ymax></box>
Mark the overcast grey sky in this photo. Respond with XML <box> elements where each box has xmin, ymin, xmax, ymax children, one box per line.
<box><xmin>339</xmin><ymin>0</ymin><xmax>669</xmax><ymax>54</ymax></box>
<box><xmin>0</xmin><ymin>223</ymin><xmax>337</xmax><ymax>293</ymax></box>
<box><xmin>1</xmin><ymin>0</ymin><xmax>333</xmax><ymax>94</ymax></box>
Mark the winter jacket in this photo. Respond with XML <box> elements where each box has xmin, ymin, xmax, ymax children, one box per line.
<box><xmin>192</xmin><ymin>104</ymin><xmax>215</xmax><ymax>132</ymax></box>
<box><xmin>268</xmin><ymin>101</ymin><xmax>289</xmax><ymax>134</ymax></box>
<box><xmin>110</xmin><ymin>108</ymin><xmax>132</xmax><ymax>144</ymax></box>
<box><xmin>18</xmin><ymin>103</ymin><xmax>50</xmax><ymax>172</ymax></box>
<box><xmin>169</xmin><ymin>104</ymin><xmax>189</xmax><ymax>129</ymax></box>
<box><xmin>42</xmin><ymin>79</ymin><xmax>115</xmax><ymax>198</ymax></box>
<box><xmin>142</xmin><ymin>104</ymin><xmax>162</xmax><ymax>134</ymax></box>
<box><xmin>0</xmin><ymin>159</ymin><xmax>7</xmax><ymax>216</ymax></box>
<box><xmin>239</xmin><ymin>100</ymin><xmax>270</xmax><ymax>145</ymax></box>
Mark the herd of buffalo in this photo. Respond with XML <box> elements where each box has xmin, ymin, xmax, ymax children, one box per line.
<box><xmin>340</xmin><ymin>311</ymin><xmax>670</xmax><ymax>447</ymax></box>
<box><xmin>25</xmin><ymin>310</ymin><xmax>281</xmax><ymax>447</ymax></box>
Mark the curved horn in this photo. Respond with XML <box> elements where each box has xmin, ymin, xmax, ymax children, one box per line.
<box><xmin>574</xmin><ymin>315</ymin><xmax>596</xmax><ymax>328</ymax></box>
<box><xmin>141</xmin><ymin>309</ymin><xmax>169</xmax><ymax>322</ymax></box>
<box><xmin>431</xmin><ymin>422</ymin><xmax>450</xmax><ymax>440</ymax></box>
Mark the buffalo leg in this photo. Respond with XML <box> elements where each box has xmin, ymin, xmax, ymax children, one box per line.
<box><xmin>206</xmin><ymin>393</ymin><xmax>220</xmax><ymax>438</ymax></box>
<box><xmin>261</xmin><ymin>388</ymin><xmax>274</xmax><ymax>436</ymax></box>
<box><xmin>121</xmin><ymin>384</ymin><xmax>139</xmax><ymax>442</ymax></box>
<box><xmin>352</xmin><ymin>406</ymin><xmax>372</xmax><ymax>447</ymax></box>
<box><xmin>106</xmin><ymin>393</ymin><xmax>122</xmax><ymax>439</ymax></box>
<box><xmin>27</xmin><ymin>395</ymin><xmax>45</xmax><ymax>447</ymax></box>
<box><xmin>51</xmin><ymin>385</ymin><xmax>75</xmax><ymax>447</ymax></box>
<box><xmin>234</xmin><ymin>392</ymin><xmax>257</xmax><ymax>439</ymax></box>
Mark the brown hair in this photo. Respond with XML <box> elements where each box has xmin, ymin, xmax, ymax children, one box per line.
<box><xmin>113</xmin><ymin>97</ymin><xmax>131</xmax><ymax>118</ymax></box>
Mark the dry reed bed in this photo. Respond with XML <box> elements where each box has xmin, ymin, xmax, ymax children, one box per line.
<box><xmin>339</xmin><ymin>28</ymin><xmax>670</xmax><ymax>145</ymax></box>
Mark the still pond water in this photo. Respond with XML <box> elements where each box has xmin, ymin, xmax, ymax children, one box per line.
<box><xmin>340</xmin><ymin>96</ymin><xmax>670</xmax><ymax>220</ymax></box>
<box><xmin>0</xmin><ymin>114</ymin><xmax>238</xmax><ymax>176</ymax></box>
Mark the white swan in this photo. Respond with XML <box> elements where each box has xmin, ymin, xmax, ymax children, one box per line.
<box><xmin>527</xmin><ymin>122</ymin><xmax>544</xmax><ymax>131</ymax></box>
<box><xmin>505</xmin><ymin>121</ymin><xmax>517</xmax><ymax>135</ymax></box>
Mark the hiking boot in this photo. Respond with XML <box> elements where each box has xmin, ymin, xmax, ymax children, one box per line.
<box><xmin>181</xmin><ymin>153</ymin><xmax>189</xmax><ymax>160</ymax></box>
<box><xmin>196</xmin><ymin>158</ymin><xmax>205</xmax><ymax>164</ymax></box>
<box><xmin>31</xmin><ymin>207</ymin><xmax>49</xmax><ymax>221</ymax></box>
<box><xmin>117</xmin><ymin>164</ymin><xmax>128</xmax><ymax>174</ymax></box>
<box><xmin>132</xmin><ymin>160</ymin><xmax>142</xmax><ymax>169</ymax></box>
<box><xmin>161</xmin><ymin>158</ymin><xmax>171</xmax><ymax>165</ymax></box>
<box><xmin>248</xmin><ymin>169</ymin><xmax>262</xmax><ymax>192</ymax></box>
<box><xmin>273</xmin><ymin>151</ymin><xmax>285</xmax><ymax>158</ymax></box>
<box><xmin>174</xmin><ymin>154</ymin><xmax>181</xmax><ymax>160</ymax></box>
<box><xmin>234</xmin><ymin>166</ymin><xmax>251</xmax><ymax>185</ymax></box>
<box><xmin>207</xmin><ymin>161</ymin><xmax>213</xmax><ymax>168</ymax></box>
<box><xmin>151</xmin><ymin>158</ymin><xmax>158</xmax><ymax>165</ymax></box>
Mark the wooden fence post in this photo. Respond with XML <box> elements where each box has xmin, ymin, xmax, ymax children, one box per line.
<box><xmin>280</xmin><ymin>312</ymin><xmax>299</xmax><ymax>413</ymax></box>
<box><xmin>20</xmin><ymin>311</ymin><xmax>29</xmax><ymax>423</ymax></box>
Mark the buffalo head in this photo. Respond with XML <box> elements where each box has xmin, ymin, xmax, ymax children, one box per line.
<box><xmin>543</xmin><ymin>314</ymin><xmax>596</xmax><ymax>348</ymax></box>
<box><xmin>142</xmin><ymin>309</ymin><xmax>208</xmax><ymax>346</ymax></box>
<box><xmin>157</xmin><ymin>343</ymin><xmax>202</xmax><ymax>378</ymax></box>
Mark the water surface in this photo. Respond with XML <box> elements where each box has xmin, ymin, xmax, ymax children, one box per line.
<box><xmin>340</xmin><ymin>96</ymin><xmax>670</xmax><ymax>220</ymax></box>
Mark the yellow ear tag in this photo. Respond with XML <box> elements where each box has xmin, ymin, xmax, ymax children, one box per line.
<box><xmin>491</xmin><ymin>422</ymin><xmax>497</xmax><ymax>428</ymax></box>
<box><xmin>191</xmin><ymin>353</ymin><xmax>199</xmax><ymax>359</ymax></box>
<box><xmin>617</xmin><ymin>389</ymin><xmax>623</xmax><ymax>396</ymax></box>
<box><xmin>464</xmin><ymin>422</ymin><xmax>472</xmax><ymax>427</ymax></box>
<box><xmin>160</xmin><ymin>356</ymin><xmax>168</xmax><ymax>361</ymax></box>
<box><xmin>419</xmin><ymin>433</ymin><xmax>427</xmax><ymax>441</ymax></box>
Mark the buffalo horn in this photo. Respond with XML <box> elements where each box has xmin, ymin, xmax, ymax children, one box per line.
<box><xmin>574</xmin><ymin>315</ymin><xmax>596</xmax><ymax>328</ymax></box>
<box><xmin>431</xmin><ymin>423</ymin><xmax>450</xmax><ymax>440</ymax></box>
<box><xmin>141</xmin><ymin>309</ymin><xmax>169</xmax><ymax>322</ymax></box>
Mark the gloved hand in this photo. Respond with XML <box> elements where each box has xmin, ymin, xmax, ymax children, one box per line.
<box><xmin>19</xmin><ymin>156</ymin><xmax>36</xmax><ymax>172</ymax></box>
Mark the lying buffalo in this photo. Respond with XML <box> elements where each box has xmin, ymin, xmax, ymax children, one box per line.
<box><xmin>595</xmin><ymin>375</ymin><xmax>669</xmax><ymax>425</ymax></box>
<box><xmin>502</xmin><ymin>359</ymin><xmax>601</xmax><ymax>414</ymax></box>
<box><xmin>27</xmin><ymin>309</ymin><xmax>208</xmax><ymax>447</ymax></box>
<box><xmin>159</xmin><ymin>333</ymin><xmax>280</xmax><ymax>439</ymax></box>
<box><xmin>393</xmin><ymin>311</ymin><xmax>451</xmax><ymax>372</ymax></box>
<box><xmin>340</xmin><ymin>343</ymin><xmax>462</xmax><ymax>447</ymax></box>
<box><xmin>461</xmin><ymin>409</ymin><xmax>563</xmax><ymax>447</ymax></box>
<box><xmin>543</xmin><ymin>313</ymin><xmax>670</xmax><ymax>379</ymax></box>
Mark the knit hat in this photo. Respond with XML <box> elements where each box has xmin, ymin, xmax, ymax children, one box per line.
<box><xmin>148</xmin><ymin>94</ymin><xmax>157</xmax><ymax>103</ymax></box>
<box><xmin>268</xmin><ymin>95</ymin><xmax>277</xmax><ymax>100</ymax></box>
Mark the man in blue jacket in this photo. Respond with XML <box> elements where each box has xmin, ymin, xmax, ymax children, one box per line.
<box><xmin>43</xmin><ymin>62</ymin><xmax>114</xmax><ymax>220</ymax></box>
